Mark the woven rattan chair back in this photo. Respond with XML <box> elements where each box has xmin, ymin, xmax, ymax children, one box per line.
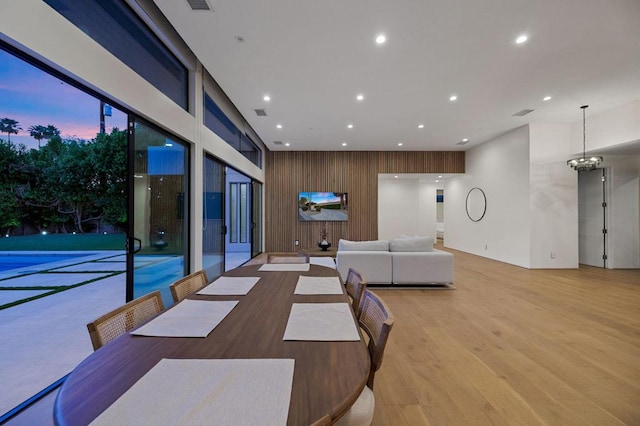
<box><xmin>267</xmin><ymin>253</ymin><xmax>310</xmax><ymax>264</ymax></box>
<box><xmin>358</xmin><ymin>290</ymin><xmax>394</xmax><ymax>389</ymax></box>
<box><xmin>87</xmin><ymin>290</ymin><xmax>164</xmax><ymax>351</ymax></box>
<box><xmin>345</xmin><ymin>268</ymin><xmax>367</xmax><ymax>317</ymax></box>
<box><xmin>169</xmin><ymin>270</ymin><xmax>209</xmax><ymax>303</ymax></box>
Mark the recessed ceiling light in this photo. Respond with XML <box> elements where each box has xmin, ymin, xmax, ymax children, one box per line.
<box><xmin>285</xmin><ymin>142</ymin><xmax>290</xmax><ymax>146</ymax></box>
<box><xmin>276</xmin><ymin>124</ymin><xmax>282</xmax><ymax>129</ymax></box>
<box><xmin>435</xmin><ymin>180</ymin><xmax>440</xmax><ymax>183</ymax></box>
<box><xmin>356</xmin><ymin>94</ymin><xmax>364</xmax><ymax>101</ymax></box>
<box><xmin>462</xmin><ymin>138</ymin><xmax>469</xmax><ymax>142</ymax></box>
<box><xmin>263</xmin><ymin>95</ymin><xmax>271</xmax><ymax>102</ymax></box>
<box><xmin>398</xmin><ymin>142</ymin><xmax>403</xmax><ymax>146</ymax></box>
<box><xmin>449</xmin><ymin>95</ymin><xmax>458</xmax><ymax>101</ymax></box>
<box><xmin>418</xmin><ymin>124</ymin><xmax>424</xmax><ymax>129</ymax></box>
<box><xmin>438</xmin><ymin>175</ymin><xmax>443</xmax><ymax>178</ymax></box>
<box><xmin>516</xmin><ymin>34</ymin><xmax>528</xmax><ymax>44</ymax></box>
<box><xmin>394</xmin><ymin>175</ymin><xmax>398</xmax><ymax>178</ymax></box>
<box><xmin>342</xmin><ymin>142</ymin><xmax>347</xmax><ymax>146</ymax></box>
<box><xmin>347</xmin><ymin>124</ymin><xmax>354</xmax><ymax>129</ymax></box>
<box><xmin>375</xmin><ymin>34</ymin><xmax>386</xmax><ymax>44</ymax></box>
<box><xmin>543</xmin><ymin>96</ymin><xmax>552</xmax><ymax>101</ymax></box>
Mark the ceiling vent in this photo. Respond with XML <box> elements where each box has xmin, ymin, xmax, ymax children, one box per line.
<box><xmin>254</xmin><ymin>108</ymin><xmax>268</xmax><ymax>117</ymax></box>
<box><xmin>456</xmin><ymin>140</ymin><xmax>469</xmax><ymax>146</ymax></box>
<box><xmin>186</xmin><ymin>0</ymin><xmax>211</xmax><ymax>10</ymax></box>
<box><xmin>273</xmin><ymin>141</ymin><xmax>283</xmax><ymax>145</ymax></box>
<box><xmin>513</xmin><ymin>108</ymin><xmax>535</xmax><ymax>117</ymax></box>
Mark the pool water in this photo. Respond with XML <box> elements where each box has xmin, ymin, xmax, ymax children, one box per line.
<box><xmin>0</xmin><ymin>254</ymin><xmax>88</xmax><ymax>272</ymax></box>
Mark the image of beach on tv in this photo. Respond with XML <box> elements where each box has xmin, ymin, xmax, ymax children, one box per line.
<box><xmin>298</xmin><ymin>192</ymin><xmax>348</xmax><ymax>221</ymax></box>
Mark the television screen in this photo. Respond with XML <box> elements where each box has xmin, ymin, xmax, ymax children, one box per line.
<box><xmin>298</xmin><ymin>192</ymin><xmax>348</xmax><ymax>221</ymax></box>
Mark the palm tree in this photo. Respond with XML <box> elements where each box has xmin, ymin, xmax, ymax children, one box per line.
<box><xmin>28</xmin><ymin>124</ymin><xmax>47</xmax><ymax>148</ymax></box>
<box><xmin>0</xmin><ymin>118</ymin><xmax>22</xmax><ymax>142</ymax></box>
<box><xmin>43</xmin><ymin>124</ymin><xmax>60</xmax><ymax>140</ymax></box>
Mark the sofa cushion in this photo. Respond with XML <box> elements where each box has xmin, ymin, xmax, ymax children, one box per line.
<box><xmin>389</xmin><ymin>236</ymin><xmax>434</xmax><ymax>252</ymax></box>
<box><xmin>338</xmin><ymin>239</ymin><xmax>389</xmax><ymax>251</ymax></box>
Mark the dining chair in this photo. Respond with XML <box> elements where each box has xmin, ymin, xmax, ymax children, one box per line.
<box><xmin>169</xmin><ymin>270</ymin><xmax>209</xmax><ymax>303</ymax></box>
<box><xmin>266</xmin><ymin>253</ymin><xmax>310</xmax><ymax>264</ymax></box>
<box><xmin>345</xmin><ymin>268</ymin><xmax>367</xmax><ymax>317</ymax></box>
<box><xmin>335</xmin><ymin>290</ymin><xmax>395</xmax><ymax>426</ymax></box>
<box><xmin>86</xmin><ymin>290</ymin><xmax>164</xmax><ymax>351</ymax></box>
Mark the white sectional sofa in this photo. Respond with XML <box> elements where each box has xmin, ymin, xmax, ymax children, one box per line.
<box><xmin>335</xmin><ymin>236</ymin><xmax>454</xmax><ymax>286</ymax></box>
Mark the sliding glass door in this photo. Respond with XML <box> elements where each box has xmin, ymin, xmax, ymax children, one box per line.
<box><xmin>202</xmin><ymin>155</ymin><xmax>226</xmax><ymax>280</ymax></box>
<box><xmin>127</xmin><ymin>119</ymin><xmax>188</xmax><ymax>306</ymax></box>
<box><xmin>252</xmin><ymin>181</ymin><xmax>263</xmax><ymax>258</ymax></box>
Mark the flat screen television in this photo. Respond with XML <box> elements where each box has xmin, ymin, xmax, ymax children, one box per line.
<box><xmin>298</xmin><ymin>192</ymin><xmax>348</xmax><ymax>221</ymax></box>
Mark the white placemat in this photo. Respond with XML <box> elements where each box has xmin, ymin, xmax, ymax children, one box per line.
<box><xmin>283</xmin><ymin>303</ymin><xmax>361</xmax><ymax>341</ymax></box>
<box><xmin>197</xmin><ymin>276</ymin><xmax>260</xmax><ymax>295</ymax></box>
<box><xmin>90</xmin><ymin>358</ymin><xmax>295</xmax><ymax>426</ymax></box>
<box><xmin>259</xmin><ymin>263</ymin><xmax>310</xmax><ymax>272</ymax></box>
<box><xmin>294</xmin><ymin>276</ymin><xmax>343</xmax><ymax>295</ymax></box>
<box><xmin>131</xmin><ymin>299</ymin><xmax>238</xmax><ymax>338</ymax></box>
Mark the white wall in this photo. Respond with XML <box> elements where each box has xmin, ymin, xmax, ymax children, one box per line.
<box><xmin>570</xmin><ymin>100</ymin><xmax>640</xmax><ymax>155</ymax></box>
<box><xmin>378</xmin><ymin>177</ymin><xmax>438</xmax><ymax>241</ymax></box>
<box><xmin>445</xmin><ymin>126</ymin><xmax>531</xmax><ymax>267</ymax></box>
<box><xmin>605</xmin><ymin>155</ymin><xmax>640</xmax><ymax>268</ymax></box>
<box><xmin>529</xmin><ymin>124</ymin><xmax>579</xmax><ymax>268</ymax></box>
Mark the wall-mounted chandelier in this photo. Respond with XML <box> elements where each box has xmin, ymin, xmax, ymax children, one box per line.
<box><xmin>567</xmin><ymin>105</ymin><xmax>603</xmax><ymax>172</ymax></box>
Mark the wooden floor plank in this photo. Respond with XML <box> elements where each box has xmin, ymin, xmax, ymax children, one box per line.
<box><xmin>367</xmin><ymin>248</ymin><xmax>640</xmax><ymax>425</ymax></box>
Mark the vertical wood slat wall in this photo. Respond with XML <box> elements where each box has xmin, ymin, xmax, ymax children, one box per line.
<box><xmin>265</xmin><ymin>151</ymin><xmax>465</xmax><ymax>252</ymax></box>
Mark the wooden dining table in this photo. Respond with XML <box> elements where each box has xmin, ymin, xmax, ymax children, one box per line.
<box><xmin>54</xmin><ymin>264</ymin><xmax>371</xmax><ymax>425</ymax></box>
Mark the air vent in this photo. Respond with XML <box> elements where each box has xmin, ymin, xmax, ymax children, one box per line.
<box><xmin>254</xmin><ymin>108</ymin><xmax>267</xmax><ymax>117</ymax></box>
<box><xmin>186</xmin><ymin>0</ymin><xmax>211</xmax><ymax>10</ymax></box>
<box><xmin>456</xmin><ymin>140</ymin><xmax>469</xmax><ymax>146</ymax></box>
<box><xmin>273</xmin><ymin>141</ymin><xmax>283</xmax><ymax>145</ymax></box>
<box><xmin>513</xmin><ymin>108</ymin><xmax>535</xmax><ymax>117</ymax></box>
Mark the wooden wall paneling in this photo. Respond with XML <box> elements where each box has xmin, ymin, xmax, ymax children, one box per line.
<box><xmin>265</xmin><ymin>150</ymin><xmax>464</xmax><ymax>252</ymax></box>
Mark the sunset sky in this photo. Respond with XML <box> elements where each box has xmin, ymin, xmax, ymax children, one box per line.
<box><xmin>0</xmin><ymin>49</ymin><xmax>127</xmax><ymax>149</ymax></box>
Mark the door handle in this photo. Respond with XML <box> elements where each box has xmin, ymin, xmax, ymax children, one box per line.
<box><xmin>128</xmin><ymin>237</ymin><xmax>142</xmax><ymax>254</ymax></box>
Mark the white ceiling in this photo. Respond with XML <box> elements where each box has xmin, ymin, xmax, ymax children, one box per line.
<box><xmin>153</xmin><ymin>0</ymin><xmax>640</xmax><ymax>152</ymax></box>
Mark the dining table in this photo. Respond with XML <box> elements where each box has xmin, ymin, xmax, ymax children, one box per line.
<box><xmin>54</xmin><ymin>263</ymin><xmax>370</xmax><ymax>425</ymax></box>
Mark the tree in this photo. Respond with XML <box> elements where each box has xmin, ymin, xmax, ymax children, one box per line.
<box><xmin>43</xmin><ymin>124</ymin><xmax>60</xmax><ymax>140</ymax></box>
<box><xmin>0</xmin><ymin>118</ymin><xmax>22</xmax><ymax>142</ymax></box>
<box><xmin>28</xmin><ymin>125</ymin><xmax>47</xmax><ymax>148</ymax></box>
<box><xmin>0</xmin><ymin>140</ymin><xmax>24</xmax><ymax>235</ymax></box>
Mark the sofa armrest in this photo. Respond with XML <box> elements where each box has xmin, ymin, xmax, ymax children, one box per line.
<box><xmin>391</xmin><ymin>249</ymin><xmax>454</xmax><ymax>284</ymax></box>
<box><xmin>335</xmin><ymin>251</ymin><xmax>393</xmax><ymax>284</ymax></box>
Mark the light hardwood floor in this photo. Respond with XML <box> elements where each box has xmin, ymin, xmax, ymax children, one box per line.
<box><xmin>368</xmin><ymin>248</ymin><xmax>640</xmax><ymax>426</ymax></box>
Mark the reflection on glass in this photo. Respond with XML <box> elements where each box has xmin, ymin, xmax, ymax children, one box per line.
<box><xmin>202</xmin><ymin>155</ymin><xmax>225</xmax><ymax>280</ymax></box>
<box><xmin>132</xmin><ymin>121</ymin><xmax>188</xmax><ymax>306</ymax></box>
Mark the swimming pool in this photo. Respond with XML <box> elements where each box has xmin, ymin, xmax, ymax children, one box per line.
<box><xmin>0</xmin><ymin>253</ymin><xmax>90</xmax><ymax>272</ymax></box>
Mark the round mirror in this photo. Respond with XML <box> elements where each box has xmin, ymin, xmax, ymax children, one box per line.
<box><xmin>466</xmin><ymin>187</ymin><xmax>486</xmax><ymax>222</ymax></box>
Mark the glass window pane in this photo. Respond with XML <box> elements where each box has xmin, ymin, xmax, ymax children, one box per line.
<box><xmin>229</xmin><ymin>183</ymin><xmax>238</xmax><ymax>243</ymax></box>
<box><xmin>204</xmin><ymin>93</ymin><xmax>240</xmax><ymax>149</ymax></box>
<box><xmin>240</xmin><ymin>133</ymin><xmax>262</xmax><ymax>168</ymax></box>
<box><xmin>240</xmin><ymin>183</ymin><xmax>247</xmax><ymax>243</ymax></box>
<box><xmin>202</xmin><ymin>155</ymin><xmax>225</xmax><ymax>280</ymax></box>
<box><xmin>44</xmin><ymin>0</ymin><xmax>188</xmax><ymax>109</ymax></box>
<box><xmin>132</xmin><ymin>121</ymin><xmax>189</xmax><ymax>307</ymax></box>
